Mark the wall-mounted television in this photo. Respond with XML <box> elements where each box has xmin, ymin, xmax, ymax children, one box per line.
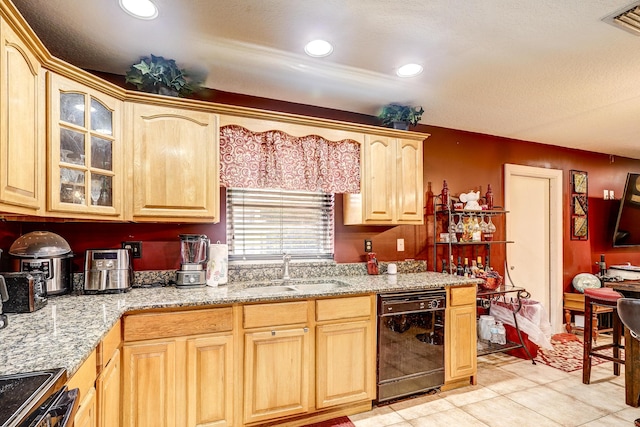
<box><xmin>613</xmin><ymin>172</ymin><xmax>640</xmax><ymax>247</ymax></box>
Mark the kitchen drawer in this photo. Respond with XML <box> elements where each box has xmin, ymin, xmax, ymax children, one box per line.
<box><xmin>243</xmin><ymin>301</ymin><xmax>308</xmax><ymax>329</ymax></box>
<box><xmin>97</xmin><ymin>319</ymin><xmax>121</xmax><ymax>370</ymax></box>
<box><xmin>67</xmin><ymin>348</ymin><xmax>97</xmax><ymax>402</ymax></box>
<box><xmin>449</xmin><ymin>285</ymin><xmax>476</xmax><ymax>307</ymax></box>
<box><xmin>123</xmin><ymin>307</ymin><xmax>233</xmax><ymax>341</ymax></box>
<box><xmin>316</xmin><ymin>295</ymin><xmax>372</xmax><ymax>322</ymax></box>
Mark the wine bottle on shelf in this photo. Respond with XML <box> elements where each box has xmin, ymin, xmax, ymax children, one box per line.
<box><xmin>485</xmin><ymin>256</ymin><xmax>491</xmax><ymax>272</ymax></box>
<box><xmin>441</xmin><ymin>259</ymin><xmax>448</xmax><ymax>274</ymax></box>
<box><xmin>471</xmin><ymin>259</ymin><xmax>478</xmax><ymax>277</ymax></box>
<box><xmin>463</xmin><ymin>257</ymin><xmax>471</xmax><ymax>278</ymax></box>
<box><xmin>477</xmin><ymin>256</ymin><xmax>484</xmax><ymax>272</ymax></box>
<box><xmin>441</xmin><ymin>180</ymin><xmax>450</xmax><ymax>211</ymax></box>
<box><xmin>599</xmin><ymin>254</ymin><xmax>607</xmax><ymax>278</ymax></box>
<box><xmin>485</xmin><ymin>184</ymin><xmax>494</xmax><ymax>210</ymax></box>
<box><xmin>456</xmin><ymin>256</ymin><xmax>464</xmax><ymax>276</ymax></box>
<box><xmin>426</xmin><ymin>181</ymin><xmax>434</xmax><ymax>215</ymax></box>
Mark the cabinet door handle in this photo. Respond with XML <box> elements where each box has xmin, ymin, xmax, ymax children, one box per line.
<box><xmin>271</xmin><ymin>330</ymin><xmax>276</xmax><ymax>336</ymax></box>
<box><xmin>303</xmin><ymin>327</ymin><xmax>309</xmax><ymax>333</ymax></box>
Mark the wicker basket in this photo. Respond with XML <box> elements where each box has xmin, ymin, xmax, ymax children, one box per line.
<box><xmin>478</xmin><ymin>274</ymin><xmax>503</xmax><ymax>290</ymax></box>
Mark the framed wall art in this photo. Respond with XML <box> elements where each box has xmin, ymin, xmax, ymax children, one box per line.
<box><xmin>570</xmin><ymin>170</ymin><xmax>588</xmax><ymax>240</ymax></box>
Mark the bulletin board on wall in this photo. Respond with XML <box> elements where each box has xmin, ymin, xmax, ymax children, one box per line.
<box><xmin>570</xmin><ymin>170</ymin><xmax>588</xmax><ymax>240</ymax></box>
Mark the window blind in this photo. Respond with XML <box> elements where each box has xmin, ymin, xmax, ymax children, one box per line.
<box><xmin>226</xmin><ymin>188</ymin><xmax>334</xmax><ymax>261</ymax></box>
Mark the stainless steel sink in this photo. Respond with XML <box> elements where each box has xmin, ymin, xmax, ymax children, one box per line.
<box><xmin>292</xmin><ymin>282</ymin><xmax>347</xmax><ymax>292</ymax></box>
<box><xmin>241</xmin><ymin>285</ymin><xmax>297</xmax><ymax>295</ymax></box>
<box><xmin>240</xmin><ymin>280</ymin><xmax>349</xmax><ymax>295</ymax></box>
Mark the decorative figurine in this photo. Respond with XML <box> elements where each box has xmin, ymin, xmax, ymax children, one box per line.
<box><xmin>459</xmin><ymin>190</ymin><xmax>482</xmax><ymax>210</ymax></box>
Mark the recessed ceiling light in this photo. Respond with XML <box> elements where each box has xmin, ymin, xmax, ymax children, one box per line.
<box><xmin>304</xmin><ymin>40</ymin><xmax>333</xmax><ymax>57</ymax></box>
<box><xmin>119</xmin><ymin>0</ymin><xmax>158</xmax><ymax>20</ymax></box>
<box><xmin>397</xmin><ymin>63</ymin><xmax>423</xmax><ymax>77</ymax></box>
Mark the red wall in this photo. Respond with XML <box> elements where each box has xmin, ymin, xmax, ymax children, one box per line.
<box><xmin>419</xmin><ymin>124</ymin><xmax>640</xmax><ymax>290</ymax></box>
<box><xmin>1</xmin><ymin>90</ymin><xmax>639</xmax><ymax>291</ymax></box>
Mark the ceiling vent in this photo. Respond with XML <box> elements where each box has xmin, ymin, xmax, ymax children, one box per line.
<box><xmin>604</xmin><ymin>2</ymin><xmax>640</xmax><ymax>36</ymax></box>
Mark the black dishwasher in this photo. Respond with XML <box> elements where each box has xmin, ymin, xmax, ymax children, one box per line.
<box><xmin>377</xmin><ymin>289</ymin><xmax>446</xmax><ymax>403</ymax></box>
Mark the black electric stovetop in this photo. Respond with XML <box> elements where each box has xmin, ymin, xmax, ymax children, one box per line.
<box><xmin>0</xmin><ymin>369</ymin><xmax>66</xmax><ymax>427</ymax></box>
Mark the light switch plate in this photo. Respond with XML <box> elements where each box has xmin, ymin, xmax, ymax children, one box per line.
<box><xmin>397</xmin><ymin>238</ymin><xmax>405</xmax><ymax>251</ymax></box>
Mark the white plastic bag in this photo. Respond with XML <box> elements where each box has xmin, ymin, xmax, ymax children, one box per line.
<box><xmin>489</xmin><ymin>300</ymin><xmax>553</xmax><ymax>350</ymax></box>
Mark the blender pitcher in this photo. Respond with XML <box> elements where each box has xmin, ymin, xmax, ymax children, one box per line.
<box><xmin>176</xmin><ymin>234</ymin><xmax>209</xmax><ymax>287</ymax></box>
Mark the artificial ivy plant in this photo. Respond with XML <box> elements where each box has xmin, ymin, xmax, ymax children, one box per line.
<box><xmin>124</xmin><ymin>54</ymin><xmax>202</xmax><ymax>97</ymax></box>
<box><xmin>377</xmin><ymin>103</ymin><xmax>425</xmax><ymax>129</ymax></box>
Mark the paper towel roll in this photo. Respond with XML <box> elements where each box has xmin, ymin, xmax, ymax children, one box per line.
<box><xmin>206</xmin><ymin>243</ymin><xmax>228</xmax><ymax>286</ymax></box>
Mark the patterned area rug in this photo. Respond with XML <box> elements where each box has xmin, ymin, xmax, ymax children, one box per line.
<box><xmin>534</xmin><ymin>333</ymin><xmax>624</xmax><ymax>372</ymax></box>
<box><xmin>303</xmin><ymin>416</ymin><xmax>355</xmax><ymax>427</ymax></box>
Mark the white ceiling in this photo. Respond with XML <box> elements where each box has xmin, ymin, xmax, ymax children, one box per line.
<box><xmin>11</xmin><ymin>0</ymin><xmax>640</xmax><ymax>159</ymax></box>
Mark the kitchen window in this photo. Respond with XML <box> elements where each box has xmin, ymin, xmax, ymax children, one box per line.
<box><xmin>226</xmin><ymin>188</ymin><xmax>334</xmax><ymax>261</ymax></box>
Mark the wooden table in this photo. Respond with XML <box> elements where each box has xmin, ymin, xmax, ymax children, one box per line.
<box><xmin>605</xmin><ymin>282</ymin><xmax>640</xmax><ymax>408</ymax></box>
<box><xmin>563</xmin><ymin>292</ymin><xmax>613</xmax><ymax>338</ymax></box>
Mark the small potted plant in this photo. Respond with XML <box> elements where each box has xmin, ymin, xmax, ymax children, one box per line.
<box><xmin>125</xmin><ymin>54</ymin><xmax>202</xmax><ymax>97</ymax></box>
<box><xmin>377</xmin><ymin>103</ymin><xmax>424</xmax><ymax>130</ymax></box>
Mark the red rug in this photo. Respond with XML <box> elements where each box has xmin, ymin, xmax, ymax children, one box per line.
<box><xmin>303</xmin><ymin>416</ymin><xmax>355</xmax><ymax>427</ymax></box>
<box><xmin>534</xmin><ymin>333</ymin><xmax>624</xmax><ymax>372</ymax></box>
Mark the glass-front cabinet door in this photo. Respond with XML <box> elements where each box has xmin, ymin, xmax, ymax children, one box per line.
<box><xmin>48</xmin><ymin>73</ymin><xmax>124</xmax><ymax>219</ymax></box>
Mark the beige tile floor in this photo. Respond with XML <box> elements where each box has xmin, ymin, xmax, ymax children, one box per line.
<box><xmin>349</xmin><ymin>353</ymin><xmax>640</xmax><ymax>427</ymax></box>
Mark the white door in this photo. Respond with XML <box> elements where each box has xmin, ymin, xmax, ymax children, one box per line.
<box><xmin>504</xmin><ymin>164</ymin><xmax>563</xmax><ymax>332</ymax></box>
<box><xmin>507</xmin><ymin>176</ymin><xmax>549</xmax><ymax>307</ymax></box>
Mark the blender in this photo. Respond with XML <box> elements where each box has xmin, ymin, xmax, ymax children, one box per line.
<box><xmin>176</xmin><ymin>234</ymin><xmax>209</xmax><ymax>287</ymax></box>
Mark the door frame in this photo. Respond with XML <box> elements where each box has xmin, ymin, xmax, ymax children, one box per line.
<box><xmin>504</xmin><ymin>164</ymin><xmax>564</xmax><ymax>332</ymax></box>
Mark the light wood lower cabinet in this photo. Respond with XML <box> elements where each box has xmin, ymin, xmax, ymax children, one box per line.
<box><xmin>243</xmin><ymin>328</ymin><xmax>310</xmax><ymax>424</ymax></box>
<box><xmin>316</xmin><ymin>320</ymin><xmax>373</xmax><ymax>408</ymax></box>
<box><xmin>97</xmin><ymin>348</ymin><xmax>121</xmax><ymax>427</ymax></box>
<box><xmin>119</xmin><ymin>298</ymin><xmax>376</xmax><ymax>426</ymax></box>
<box><xmin>186</xmin><ymin>335</ymin><xmax>234</xmax><ymax>427</ymax></box>
<box><xmin>445</xmin><ymin>285</ymin><xmax>477</xmax><ymax>386</ymax></box>
<box><xmin>122</xmin><ymin>340</ymin><xmax>177</xmax><ymax>427</ymax></box>
<box><xmin>74</xmin><ymin>387</ymin><xmax>98</xmax><ymax>427</ymax></box>
<box><xmin>122</xmin><ymin>307</ymin><xmax>235</xmax><ymax>427</ymax></box>
<box><xmin>315</xmin><ymin>296</ymin><xmax>375</xmax><ymax>409</ymax></box>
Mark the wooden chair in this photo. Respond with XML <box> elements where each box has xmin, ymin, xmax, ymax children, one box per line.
<box><xmin>582</xmin><ymin>287</ymin><xmax>624</xmax><ymax>385</ymax></box>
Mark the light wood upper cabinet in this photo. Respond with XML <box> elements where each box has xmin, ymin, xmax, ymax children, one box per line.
<box><xmin>0</xmin><ymin>17</ymin><xmax>45</xmax><ymax>215</ymax></box>
<box><xmin>47</xmin><ymin>73</ymin><xmax>125</xmax><ymax>219</ymax></box>
<box><xmin>126</xmin><ymin>102</ymin><xmax>219</xmax><ymax>222</ymax></box>
<box><xmin>344</xmin><ymin>134</ymin><xmax>424</xmax><ymax>225</ymax></box>
<box><xmin>397</xmin><ymin>138</ymin><xmax>424</xmax><ymax>223</ymax></box>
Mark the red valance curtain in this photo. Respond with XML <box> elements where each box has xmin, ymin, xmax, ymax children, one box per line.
<box><xmin>219</xmin><ymin>125</ymin><xmax>360</xmax><ymax>193</ymax></box>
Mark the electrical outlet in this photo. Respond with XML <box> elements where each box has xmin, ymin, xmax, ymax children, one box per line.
<box><xmin>604</xmin><ymin>189</ymin><xmax>609</xmax><ymax>200</ymax></box>
<box><xmin>122</xmin><ymin>241</ymin><xmax>142</xmax><ymax>258</ymax></box>
<box><xmin>610</xmin><ymin>190</ymin><xmax>615</xmax><ymax>199</ymax></box>
<box><xmin>364</xmin><ymin>239</ymin><xmax>373</xmax><ymax>252</ymax></box>
<box><xmin>397</xmin><ymin>238</ymin><xmax>405</xmax><ymax>251</ymax></box>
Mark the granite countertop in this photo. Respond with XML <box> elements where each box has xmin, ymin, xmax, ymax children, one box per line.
<box><xmin>0</xmin><ymin>272</ymin><xmax>479</xmax><ymax>377</ymax></box>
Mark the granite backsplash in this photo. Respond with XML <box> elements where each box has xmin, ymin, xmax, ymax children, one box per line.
<box><xmin>71</xmin><ymin>260</ymin><xmax>428</xmax><ymax>290</ymax></box>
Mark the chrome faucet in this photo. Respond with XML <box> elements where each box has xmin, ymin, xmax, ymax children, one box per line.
<box><xmin>282</xmin><ymin>253</ymin><xmax>291</xmax><ymax>281</ymax></box>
